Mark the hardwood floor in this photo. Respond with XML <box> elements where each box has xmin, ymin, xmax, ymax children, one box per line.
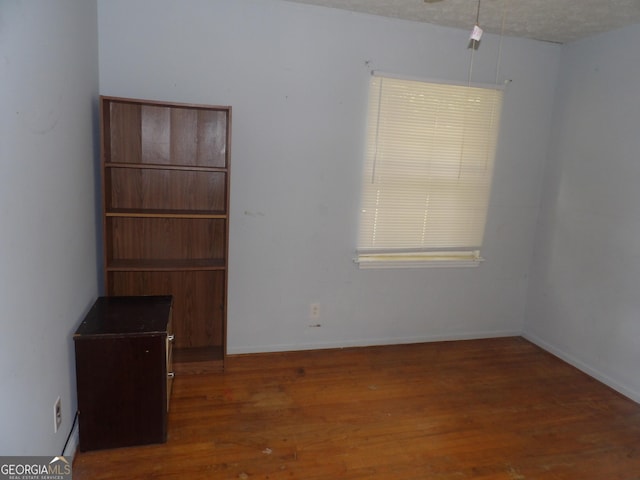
<box><xmin>72</xmin><ymin>337</ymin><xmax>640</xmax><ymax>479</ymax></box>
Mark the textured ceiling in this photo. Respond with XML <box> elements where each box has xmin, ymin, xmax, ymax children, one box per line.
<box><xmin>284</xmin><ymin>0</ymin><xmax>640</xmax><ymax>44</ymax></box>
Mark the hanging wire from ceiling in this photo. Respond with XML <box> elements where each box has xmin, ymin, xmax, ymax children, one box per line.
<box><xmin>467</xmin><ymin>0</ymin><xmax>510</xmax><ymax>88</ymax></box>
<box><xmin>460</xmin><ymin>0</ymin><xmax>510</xmax><ymax>176</ymax></box>
<box><xmin>467</xmin><ymin>0</ymin><xmax>482</xmax><ymax>87</ymax></box>
<box><xmin>494</xmin><ymin>0</ymin><xmax>510</xmax><ymax>87</ymax></box>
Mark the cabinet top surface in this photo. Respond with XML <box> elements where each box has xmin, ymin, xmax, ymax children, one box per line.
<box><xmin>74</xmin><ymin>296</ymin><xmax>172</xmax><ymax>338</ymax></box>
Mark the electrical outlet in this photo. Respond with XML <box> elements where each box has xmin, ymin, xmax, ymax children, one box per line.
<box><xmin>54</xmin><ymin>397</ymin><xmax>62</xmax><ymax>433</ymax></box>
<box><xmin>310</xmin><ymin>303</ymin><xmax>320</xmax><ymax>320</ymax></box>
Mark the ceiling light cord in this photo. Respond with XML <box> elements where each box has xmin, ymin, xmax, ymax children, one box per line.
<box><xmin>494</xmin><ymin>0</ymin><xmax>509</xmax><ymax>87</ymax></box>
<box><xmin>464</xmin><ymin>0</ymin><xmax>509</xmax><ymax>173</ymax></box>
<box><xmin>462</xmin><ymin>0</ymin><xmax>482</xmax><ymax>176</ymax></box>
<box><xmin>467</xmin><ymin>0</ymin><xmax>481</xmax><ymax>87</ymax></box>
<box><xmin>484</xmin><ymin>0</ymin><xmax>509</xmax><ymax>171</ymax></box>
<box><xmin>468</xmin><ymin>41</ymin><xmax>476</xmax><ymax>87</ymax></box>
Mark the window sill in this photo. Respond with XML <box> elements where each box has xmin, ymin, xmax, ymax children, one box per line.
<box><xmin>354</xmin><ymin>252</ymin><xmax>483</xmax><ymax>269</ymax></box>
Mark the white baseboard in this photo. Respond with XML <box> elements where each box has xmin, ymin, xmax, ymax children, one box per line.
<box><xmin>227</xmin><ymin>330</ymin><xmax>522</xmax><ymax>355</ymax></box>
<box><xmin>523</xmin><ymin>331</ymin><xmax>640</xmax><ymax>405</ymax></box>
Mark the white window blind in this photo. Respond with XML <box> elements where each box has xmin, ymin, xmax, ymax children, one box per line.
<box><xmin>356</xmin><ymin>74</ymin><xmax>503</xmax><ymax>268</ymax></box>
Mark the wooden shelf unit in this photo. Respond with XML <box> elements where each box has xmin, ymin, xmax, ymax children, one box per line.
<box><xmin>100</xmin><ymin>96</ymin><xmax>231</xmax><ymax>371</ymax></box>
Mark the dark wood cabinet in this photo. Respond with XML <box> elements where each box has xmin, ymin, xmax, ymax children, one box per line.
<box><xmin>74</xmin><ymin>295</ymin><xmax>174</xmax><ymax>451</ymax></box>
<box><xmin>100</xmin><ymin>96</ymin><xmax>231</xmax><ymax>372</ymax></box>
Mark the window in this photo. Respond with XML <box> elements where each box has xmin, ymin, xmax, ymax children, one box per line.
<box><xmin>356</xmin><ymin>73</ymin><xmax>503</xmax><ymax>269</ymax></box>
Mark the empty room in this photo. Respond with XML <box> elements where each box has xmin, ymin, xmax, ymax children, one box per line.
<box><xmin>1</xmin><ymin>0</ymin><xmax>640</xmax><ymax>478</ymax></box>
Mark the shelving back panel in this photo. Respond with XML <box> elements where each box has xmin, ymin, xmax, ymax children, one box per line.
<box><xmin>107</xmin><ymin>101</ymin><xmax>141</xmax><ymax>164</ymax></box>
<box><xmin>107</xmin><ymin>270</ymin><xmax>225</xmax><ymax>349</ymax></box>
<box><xmin>106</xmin><ymin>168</ymin><xmax>226</xmax><ymax>213</ymax></box>
<box><xmin>107</xmin><ymin>102</ymin><xmax>228</xmax><ymax>168</ymax></box>
<box><xmin>107</xmin><ymin>217</ymin><xmax>226</xmax><ymax>264</ymax></box>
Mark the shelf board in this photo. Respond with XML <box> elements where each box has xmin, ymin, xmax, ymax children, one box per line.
<box><xmin>106</xmin><ymin>209</ymin><xmax>227</xmax><ymax>219</ymax></box>
<box><xmin>105</xmin><ymin>162</ymin><xmax>227</xmax><ymax>173</ymax></box>
<box><xmin>107</xmin><ymin>259</ymin><xmax>226</xmax><ymax>271</ymax></box>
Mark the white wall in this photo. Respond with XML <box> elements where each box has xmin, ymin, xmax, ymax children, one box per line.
<box><xmin>525</xmin><ymin>24</ymin><xmax>640</xmax><ymax>402</ymax></box>
<box><xmin>98</xmin><ymin>0</ymin><xmax>561</xmax><ymax>354</ymax></box>
<box><xmin>0</xmin><ymin>1</ymin><xmax>99</xmax><ymax>455</ymax></box>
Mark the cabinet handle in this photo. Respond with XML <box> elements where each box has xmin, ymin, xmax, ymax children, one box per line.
<box><xmin>167</xmin><ymin>372</ymin><xmax>175</xmax><ymax>379</ymax></box>
<box><xmin>168</xmin><ymin>335</ymin><xmax>175</xmax><ymax>342</ymax></box>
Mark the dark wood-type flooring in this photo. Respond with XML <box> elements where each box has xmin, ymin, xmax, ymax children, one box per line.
<box><xmin>73</xmin><ymin>337</ymin><xmax>640</xmax><ymax>479</ymax></box>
